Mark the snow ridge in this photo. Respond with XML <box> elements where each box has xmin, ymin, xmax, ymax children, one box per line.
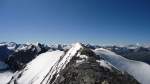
<box><xmin>41</xmin><ymin>43</ymin><xmax>82</xmax><ymax>84</ymax></box>
<box><xmin>94</xmin><ymin>48</ymin><xmax>150</xmax><ymax>84</ymax></box>
<box><xmin>8</xmin><ymin>43</ymin><xmax>82</xmax><ymax>84</ymax></box>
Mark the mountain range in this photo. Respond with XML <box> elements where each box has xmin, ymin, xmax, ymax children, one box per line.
<box><xmin>0</xmin><ymin>42</ymin><xmax>150</xmax><ymax>84</ymax></box>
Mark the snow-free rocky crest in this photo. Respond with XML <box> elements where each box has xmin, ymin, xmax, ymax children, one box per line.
<box><xmin>8</xmin><ymin>43</ymin><xmax>139</xmax><ymax>84</ymax></box>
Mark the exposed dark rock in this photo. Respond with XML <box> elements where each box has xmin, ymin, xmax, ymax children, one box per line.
<box><xmin>36</xmin><ymin>43</ymin><xmax>50</xmax><ymax>54</ymax></box>
<box><xmin>52</xmin><ymin>48</ymin><xmax>140</xmax><ymax>84</ymax></box>
<box><xmin>108</xmin><ymin>46</ymin><xmax>150</xmax><ymax>64</ymax></box>
<box><xmin>5</xmin><ymin>43</ymin><xmax>141</xmax><ymax>84</ymax></box>
<box><xmin>6</xmin><ymin>45</ymin><xmax>37</xmax><ymax>71</ymax></box>
<box><xmin>6</xmin><ymin>44</ymin><xmax>49</xmax><ymax>71</ymax></box>
<box><xmin>0</xmin><ymin>45</ymin><xmax>14</xmax><ymax>62</ymax></box>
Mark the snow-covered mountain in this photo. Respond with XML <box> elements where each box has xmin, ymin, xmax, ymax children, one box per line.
<box><xmin>8</xmin><ymin>43</ymin><xmax>82</xmax><ymax>84</ymax></box>
<box><xmin>1</xmin><ymin>42</ymin><xmax>150</xmax><ymax>84</ymax></box>
<box><xmin>6</xmin><ymin>43</ymin><xmax>139</xmax><ymax>84</ymax></box>
<box><xmin>94</xmin><ymin>48</ymin><xmax>150</xmax><ymax>84</ymax></box>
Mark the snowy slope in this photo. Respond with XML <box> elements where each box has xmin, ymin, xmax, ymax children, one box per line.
<box><xmin>0</xmin><ymin>71</ymin><xmax>13</xmax><ymax>84</ymax></box>
<box><xmin>9</xmin><ymin>50</ymin><xmax>64</xmax><ymax>84</ymax></box>
<box><xmin>94</xmin><ymin>48</ymin><xmax>150</xmax><ymax>84</ymax></box>
<box><xmin>41</xmin><ymin>43</ymin><xmax>82</xmax><ymax>84</ymax></box>
<box><xmin>9</xmin><ymin>43</ymin><xmax>82</xmax><ymax>84</ymax></box>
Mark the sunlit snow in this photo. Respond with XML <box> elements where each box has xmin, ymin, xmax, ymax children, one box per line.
<box><xmin>94</xmin><ymin>48</ymin><xmax>150</xmax><ymax>84</ymax></box>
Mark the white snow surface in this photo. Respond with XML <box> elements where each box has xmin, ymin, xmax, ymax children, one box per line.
<box><xmin>16</xmin><ymin>44</ymin><xmax>29</xmax><ymax>51</ymax></box>
<box><xmin>94</xmin><ymin>48</ymin><xmax>150</xmax><ymax>84</ymax></box>
<box><xmin>9</xmin><ymin>43</ymin><xmax>82</xmax><ymax>84</ymax></box>
<box><xmin>76</xmin><ymin>55</ymin><xmax>88</xmax><ymax>63</ymax></box>
<box><xmin>0</xmin><ymin>71</ymin><xmax>13</xmax><ymax>84</ymax></box>
<box><xmin>96</xmin><ymin>60</ymin><xmax>112</xmax><ymax>70</ymax></box>
<box><xmin>9</xmin><ymin>50</ymin><xmax>64</xmax><ymax>84</ymax></box>
<box><xmin>41</xmin><ymin>43</ymin><xmax>82</xmax><ymax>84</ymax></box>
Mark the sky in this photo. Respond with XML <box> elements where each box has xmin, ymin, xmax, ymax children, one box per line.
<box><xmin>0</xmin><ymin>0</ymin><xmax>150</xmax><ymax>45</ymax></box>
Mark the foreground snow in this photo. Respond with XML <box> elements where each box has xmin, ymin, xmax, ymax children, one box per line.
<box><xmin>94</xmin><ymin>48</ymin><xmax>150</xmax><ymax>84</ymax></box>
<box><xmin>9</xmin><ymin>50</ymin><xmax>64</xmax><ymax>84</ymax></box>
<box><xmin>0</xmin><ymin>71</ymin><xmax>13</xmax><ymax>84</ymax></box>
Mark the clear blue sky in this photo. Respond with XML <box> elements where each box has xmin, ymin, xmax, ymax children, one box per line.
<box><xmin>0</xmin><ymin>0</ymin><xmax>150</xmax><ymax>44</ymax></box>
